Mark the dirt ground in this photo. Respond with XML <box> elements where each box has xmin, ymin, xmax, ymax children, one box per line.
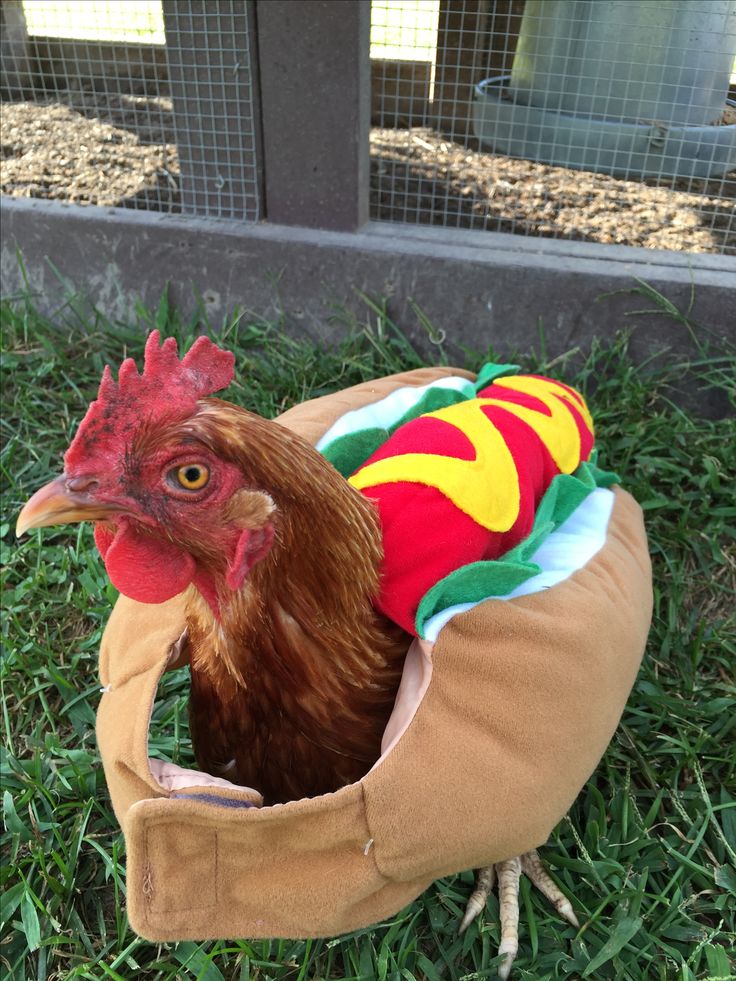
<box><xmin>2</xmin><ymin>94</ymin><xmax>734</xmax><ymax>254</ymax></box>
<box><xmin>0</xmin><ymin>94</ymin><xmax>179</xmax><ymax>212</ymax></box>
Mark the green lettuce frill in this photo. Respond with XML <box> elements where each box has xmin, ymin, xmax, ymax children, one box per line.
<box><xmin>414</xmin><ymin>454</ymin><xmax>619</xmax><ymax>637</ymax></box>
<box><xmin>321</xmin><ymin>363</ymin><xmax>521</xmax><ymax>478</ymax></box>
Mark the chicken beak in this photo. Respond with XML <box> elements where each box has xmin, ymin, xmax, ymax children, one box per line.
<box><xmin>16</xmin><ymin>475</ymin><xmax>114</xmax><ymax>537</ymax></box>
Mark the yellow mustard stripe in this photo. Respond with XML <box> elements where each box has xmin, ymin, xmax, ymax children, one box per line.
<box><xmin>493</xmin><ymin>376</ymin><xmax>595</xmax><ymax>435</ymax></box>
<box><xmin>480</xmin><ymin>376</ymin><xmax>588</xmax><ymax>473</ymax></box>
<box><xmin>348</xmin><ymin>376</ymin><xmax>591</xmax><ymax>531</ymax></box>
<box><xmin>349</xmin><ymin>399</ymin><xmax>521</xmax><ymax>532</ymax></box>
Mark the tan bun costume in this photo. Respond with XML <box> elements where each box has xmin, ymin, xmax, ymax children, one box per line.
<box><xmin>93</xmin><ymin>367</ymin><xmax>652</xmax><ymax>941</ymax></box>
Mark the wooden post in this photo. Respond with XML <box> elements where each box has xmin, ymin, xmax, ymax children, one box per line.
<box><xmin>0</xmin><ymin>1</ymin><xmax>34</xmax><ymax>97</ymax></box>
<box><xmin>432</xmin><ymin>0</ymin><xmax>491</xmax><ymax>141</ymax></box>
<box><xmin>256</xmin><ymin>0</ymin><xmax>371</xmax><ymax>230</ymax></box>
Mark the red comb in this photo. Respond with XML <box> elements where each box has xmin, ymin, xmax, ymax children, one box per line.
<box><xmin>65</xmin><ymin>331</ymin><xmax>235</xmax><ymax>471</ymax></box>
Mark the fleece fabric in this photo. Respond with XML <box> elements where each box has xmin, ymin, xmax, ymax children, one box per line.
<box><xmin>347</xmin><ymin>372</ymin><xmax>597</xmax><ymax>633</ymax></box>
<box><xmin>93</xmin><ymin>366</ymin><xmax>653</xmax><ymax>942</ymax></box>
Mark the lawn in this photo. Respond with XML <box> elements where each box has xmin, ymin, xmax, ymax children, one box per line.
<box><xmin>1</xmin><ymin>284</ymin><xmax>734</xmax><ymax>981</ymax></box>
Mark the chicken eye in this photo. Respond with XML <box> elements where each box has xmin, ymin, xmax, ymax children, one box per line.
<box><xmin>173</xmin><ymin>464</ymin><xmax>210</xmax><ymax>491</ymax></box>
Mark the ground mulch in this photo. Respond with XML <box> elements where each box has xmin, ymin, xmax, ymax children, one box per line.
<box><xmin>2</xmin><ymin>94</ymin><xmax>734</xmax><ymax>254</ymax></box>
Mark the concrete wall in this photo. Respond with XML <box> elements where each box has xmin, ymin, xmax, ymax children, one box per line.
<box><xmin>2</xmin><ymin>196</ymin><xmax>734</xmax><ymax>366</ymax></box>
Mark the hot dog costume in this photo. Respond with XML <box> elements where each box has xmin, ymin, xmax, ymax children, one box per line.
<box><xmin>88</xmin><ymin>363</ymin><xmax>650</xmax><ymax>942</ymax></box>
<box><xmin>318</xmin><ymin>364</ymin><xmax>615</xmax><ymax>637</ymax></box>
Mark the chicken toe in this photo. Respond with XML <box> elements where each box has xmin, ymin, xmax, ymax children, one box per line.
<box><xmin>496</xmin><ymin>856</ymin><xmax>522</xmax><ymax>980</ymax></box>
<box><xmin>520</xmin><ymin>849</ymin><xmax>579</xmax><ymax>927</ymax></box>
<box><xmin>458</xmin><ymin>848</ymin><xmax>579</xmax><ymax>979</ymax></box>
<box><xmin>458</xmin><ymin>863</ymin><xmax>496</xmax><ymax>933</ymax></box>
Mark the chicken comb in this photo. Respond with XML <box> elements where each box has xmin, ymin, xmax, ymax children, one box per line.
<box><xmin>64</xmin><ymin>331</ymin><xmax>235</xmax><ymax>470</ymax></box>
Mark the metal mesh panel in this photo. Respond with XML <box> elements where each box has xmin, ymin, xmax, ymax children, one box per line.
<box><xmin>161</xmin><ymin>1</ymin><xmax>260</xmax><ymax>219</ymax></box>
<box><xmin>370</xmin><ymin>0</ymin><xmax>736</xmax><ymax>255</ymax></box>
<box><xmin>0</xmin><ymin>0</ymin><xmax>260</xmax><ymax>219</ymax></box>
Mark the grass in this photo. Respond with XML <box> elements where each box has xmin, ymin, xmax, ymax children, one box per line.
<box><xmin>1</xmin><ymin>283</ymin><xmax>734</xmax><ymax>981</ymax></box>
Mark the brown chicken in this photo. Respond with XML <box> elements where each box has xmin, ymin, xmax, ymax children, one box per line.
<box><xmin>173</xmin><ymin>401</ymin><xmax>410</xmax><ymax>802</ymax></box>
<box><xmin>17</xmin><ymin>331</ymin><xmax>580</xmax><ymax>978</ymax></box>
<box><xmin>17</xmin><ymin>332</ymin><xmax>408</xmax><ymax>802</ymax></box>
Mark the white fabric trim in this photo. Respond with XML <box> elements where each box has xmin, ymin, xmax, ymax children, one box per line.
<box><xmin>423</xmin><ymin>487</ymin><xmax>616</xmax><ymax>642</ymax></box>
<box><xmin>149</xmin><ymin>757</ymin><xmax>260</xmax><ymax>794</ymax></box>
<box><xmin>373</xmin><ymin>637</ymin><xmax>434</xmax><ymax>767</ymax></box>
<box><xmin>315</xmin><ymin>376</ymin><xmax>476</xmax><ymax>454</ymax></box>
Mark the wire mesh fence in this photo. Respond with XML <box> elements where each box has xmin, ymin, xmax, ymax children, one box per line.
<box><xmin>370</xmin><ymin>0</ymin><xmax>736</xmax><ymax>255</ymax></box>
<box><xmin>0</xmin><ymin>0</ymin><xmax>260</xmax><ymax>218</ymax></box>
<box><xmin>1</xmin><ymin>1</ymin><xmax>734</xmax><ymax>254</ymax></box>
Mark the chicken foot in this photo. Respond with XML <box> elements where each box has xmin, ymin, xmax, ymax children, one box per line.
<box><xmin>458</xmin><ymin>849</ymin><xmax>579</xmax><ymax>980</ymax></box>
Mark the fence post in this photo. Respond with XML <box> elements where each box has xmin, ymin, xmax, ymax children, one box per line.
<box><xmin>433</xmin><ymin>0</ymin><xmax>491</xmax><ymax>141</ymax></box>
<box><xmin>255</xmin><ymin>0</ymin><xmax>371</xmax><ymax>231</ymax></box>
<box><xmin>0</xmin><ymin>0</ymin><xmax>33</xmax><ymax>97</ymax></box>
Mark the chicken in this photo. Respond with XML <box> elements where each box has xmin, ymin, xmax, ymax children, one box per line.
<box><xmin>17</xmin><ymin>331</ymin><xmax>588</xmax><ymax>977</ymax></box>
<box><xmin>16</xmin><ymin>333</ymin><xmax>408</xmax><ymax>802</ymax></box>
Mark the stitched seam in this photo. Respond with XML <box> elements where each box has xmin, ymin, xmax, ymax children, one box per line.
<box><xmin>214</xmin><ymin>830</ymin><xmax>219</xmax><ymax>906</ymax></box>
<box><xmin>143</xmin><ymin>820</ymin><xmax>217</xmax><ymax>913</ymax></box>
<box><xmin>360</xmin><ymin>781</ymin><xmax>391</xmax><ymax>883</ymax></box>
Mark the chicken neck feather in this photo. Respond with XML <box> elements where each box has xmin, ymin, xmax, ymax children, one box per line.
<box><xmin>181</xmin><ymin>400</ymin><xmax>410</xmax><ymax>803</ymax></box>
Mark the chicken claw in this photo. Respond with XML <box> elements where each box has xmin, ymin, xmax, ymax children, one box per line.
<box><xmin>459</xmin><ymin>848</ymin><xmax>579</xmax><ymax>979</ymax></box>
